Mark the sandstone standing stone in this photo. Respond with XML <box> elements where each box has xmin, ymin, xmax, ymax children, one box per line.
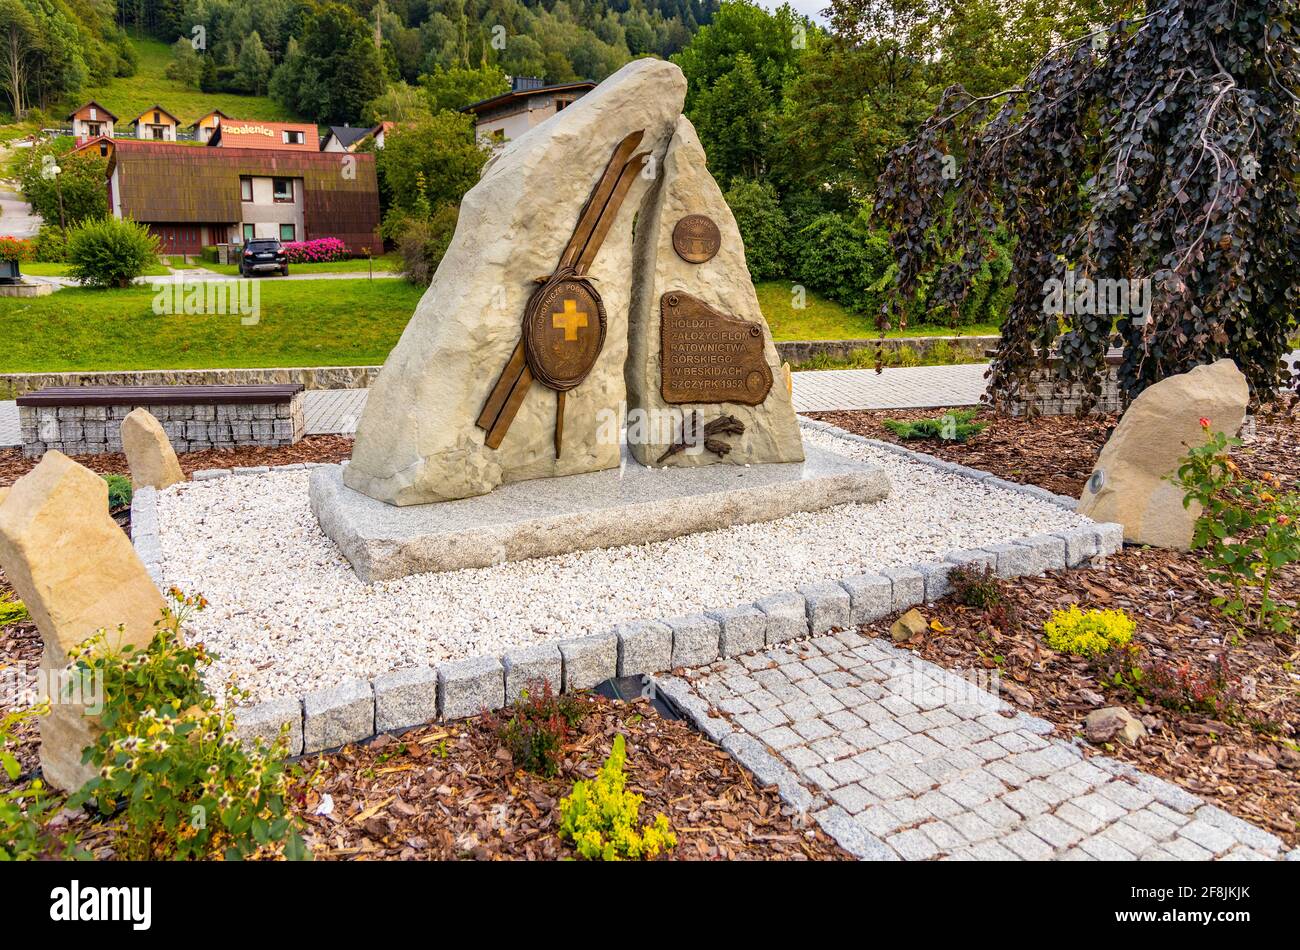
<box><xmin>625</xmin><ymin>115</ymin><xmax>804</xmax><ymax>467</ymax></box>
<box><xmin>344</xmin><ymin>59</ymin><xmax>688</xmax><ymax>505</ymax></box>
<box><xmin>1078</xmin><ymin>359</ymin><xmax>1248</xmax><ymax>550</ymax></box>
<box><xmin>0</xmin><ymin>451</ymin><xmax>168</xmax><ymax>791</ymax></box>
<box><xmin>121</xmin><ymin>408</ymin><xmax>184</xmax><ymax>490</ymax></box>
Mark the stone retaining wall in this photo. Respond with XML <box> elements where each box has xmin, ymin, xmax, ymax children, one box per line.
<box><xmin>778</xmin><ymin>336</ymin><xmax>996</xmax><ymax>368</ymax></box>
<box><xmin>131</xmin><ymin>420</ymin><xmax>1124</xmax><ymax>758</ymax></box>
<box><xmin>0</xmin><ymin>366</ymin><xmax>381</xmax><ymax>399</ymax></box>
<box><xmin>1003</xmin><ymin>363</ymin><xmax>1125</xmax><ymax>418</ymax></box>
<box><xmin>21</xmin><ymin>395</ymin><xmax>305</xmax><ymax>457</ymax></box>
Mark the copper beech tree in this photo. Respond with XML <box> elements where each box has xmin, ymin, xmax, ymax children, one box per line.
<box><xmin>873</xmin><ymin>0</ymin><xmax>1300</xmax><ymax>409</ymax></box>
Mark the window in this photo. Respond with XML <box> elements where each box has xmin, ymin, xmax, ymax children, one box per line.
<box><xmin>282</xmin><ymin>130</ymin><xmax>305</xmax><ymax>145</ymax></box>
<box><xmin>240</xmin><ymin>177</ymin><xmax>253</xmax><ymax>202</ymax></box>
<box><xmin>272</xmin><ymin>178</ymin><xmax>293</xmax><ymax>203</ymax></box>
<box><xmin>153</xmin><ymin>111</ymin><xmax>160</xmax><ymax>124</ymax></box>
<box><xmin>151</xmin><ymin>126</ymin><xmax>164</xmax><ymax>140</ymax></box>
<box><xmin>242</xmin><ymin>224</ymin><xmax>255</xmax><ymax>243</ymax></box>
<box><xmin>279</xmin><ymin>224</ymin><xmax>296</xmax><ymax>242</ymax></box>
<box><xmin>87</xmin><ymin>123</ymin><xmax>101</xmax><ymax>137</ymax></box>
<box><xmin>555</xmin><ymin>98</ymin><xmax>573</xmax><ymax>111</ymax></box>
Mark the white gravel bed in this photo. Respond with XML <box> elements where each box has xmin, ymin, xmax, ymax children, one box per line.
<box><xmin>155</xmin><ymin>427</ymin><xmax>1094</xmax><ymax>702</ymax></box>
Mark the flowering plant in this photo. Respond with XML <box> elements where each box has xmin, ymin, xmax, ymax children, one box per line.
<box><xmin>1175</xmin><ymin>419</ymin><xmax>1300</xmax><ymax>635</ymax></box>
<box><xmin>0</xmin><ymin>236</ymin><xmax>33</xmax><ymax>262</ymax></box>
<box><xmin>1044</xmin><ymin>605</ymin><xmax>1136</xmax><ymax>657</ymax></box>
<box><xmin>67</xmin><ymin>589</ymin><xmax>309</xmax><ymax>861</ymax></box>
<box><xmin>281</xmin><ymin>237</ymin><xmax>347</xmax><ymax>264</ymax></box>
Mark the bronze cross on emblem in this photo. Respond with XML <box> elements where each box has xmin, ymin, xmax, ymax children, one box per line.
<box><xmin>552</xmin><ymin>299</ymin><xmax>589</xmax><ymax>341</ymax></box>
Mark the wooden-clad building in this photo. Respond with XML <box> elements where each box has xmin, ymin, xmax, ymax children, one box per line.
<box><xmin>78</xmin><ymin>138</ymin><xmax>381</xmax><ymax>255</ymax></box>
<box><xmin>68</xmin><ymin>101</ymin><xmax>117</xmax><ymax>140</ymax></box>
<box><xmin>131</xmin><ymin>105</ymin><xmax>181</xmax><ymax>141</ymax></box>
<box><xmin>189</xmin><ymin>109</ymin><xmax>230</xmax><ymax>144</ymax></box>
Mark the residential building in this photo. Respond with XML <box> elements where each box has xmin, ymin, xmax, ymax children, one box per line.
<box><xmin>189</xmin><ymin>110</ymin><xmax>230</xmax><ymax>144</ymax></box>
<box><xmin>131</xmin><ymin>105</ymin><xmax>180</xmax><ymax>141</ymax></box>
<box><xmin>208</xmin><ymin>120</ymin><xmax>320</xmax><ymax>151</ymax></box>
<box><xmin>68</xmin><ymin>101</ymin><xmax>117</xmax><ymax>141</ymax></box>
<box><xmin>462</xmin><ymin>77</ymin><xmax>594</xmax><ymax>146</ymax></box>
<box><xmin>76</xmin><ymin>138</ymin><xmax>381</xmax><ymax>256</ymax></box>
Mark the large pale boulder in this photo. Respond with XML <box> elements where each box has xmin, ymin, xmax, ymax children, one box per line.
<box><xmin>121</xmin><ymin>408</ymin><xmax>184</xmax><ymax>490</ymax></box>
<box><xmin>344</xmin><ymin>59</ymin><xmax>688</xmax><ymax>505</ymax></box>
<box><xmin>0</xmin><ymin>451</ymin><xmax>168</xmax><ymax>791</ymax></box>
<box><xmin>1078</xmin><ymin>359</ymin><xmax>1248</xmax><ymax>550</ymax></box>
<box><xmin>625</xmin><ymin>116</ymin><xmax>803</xmax><ymax>467</ymax></box>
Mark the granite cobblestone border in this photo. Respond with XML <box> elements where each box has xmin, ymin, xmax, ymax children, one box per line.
<box><xmin>132</xmin><ymin>425</ymin><xmax>1127</xmax><ymax>762</ymax></box>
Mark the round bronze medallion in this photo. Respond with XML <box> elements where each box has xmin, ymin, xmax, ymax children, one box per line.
<box><xmin>522</xmin><ymin>274</ymin><xmax>607</xmax><ymax>391</ymax></box>
<box><xmin>672</xmin><ymin>214</ymin><xmax>722</xmax><ymax>264</ymax></box>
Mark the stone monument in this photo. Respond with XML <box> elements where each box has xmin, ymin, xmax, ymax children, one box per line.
<box><xmin>312</xmin><ymin>60</ymin><xmax>890</xmax><ymax>580</ymax></box>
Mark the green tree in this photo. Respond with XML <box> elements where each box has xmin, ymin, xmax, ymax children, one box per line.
<box><xmin>375</xmin><ymin>110</ymin><xmax>488</xmax><ymax>222</ymax></box>
<box><xmin>164</xmin><ymin>36</ymin><xmax>203</xmax><ymax>88</ymax></box>
<box><xmin>690</xmin><ymin>51</ymin><xmax>772</xmax><ymax>182</ymax></box>
<box><xmin>272</xmin><ymin>3</ymin><xmax>385</xmax><ymax>124</ymax></box>
<box><xmin>363</xmin><ymin>80</ymin><xmax>433</xmax><ymax>124</ymax></box>
<box><xmin>419</xmin><ymin>63</ymin><xmax>508</xmax><ymax>112</ymax></box>
<box><xmin>723</xmin><ymin>178</ymin><xmax>788</xmax><ymax>281</ymax></box>
<box><xmin>17</xmin><ymin>144</ymin><xmax>107</xmax><ymax>229</ymax></box>
<box><xmin>236</xmin><ymin>31</ymin><xmax>273</xmax><ymax>95</ymax></box>
<box><xmin>0</xmin><ymin>0</ymin><xmax>39</xmax><ymax>117</ymax></box>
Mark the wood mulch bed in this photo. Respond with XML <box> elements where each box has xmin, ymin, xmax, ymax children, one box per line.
<box><xmin>810</xmin><ymin>404</ymin><xmax>1300</xmax><ymax>847</ymax></box>
<box><xmin>299</xmin><ymin>694</ymin><xmax>848</xmax><ymax>861</ymax></box>
<box><xmin>0</xmin><ymin>435</ymin><xmax>355</xmax><ymax>488</ymax></box>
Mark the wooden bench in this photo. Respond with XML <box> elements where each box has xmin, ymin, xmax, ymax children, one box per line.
<box><xmin>17</xmin><ymin>384</ymin><xmax>306</xmax><ymax>457</ymax></box>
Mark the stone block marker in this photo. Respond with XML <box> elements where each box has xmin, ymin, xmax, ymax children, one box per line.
<box><xmin>755</xmin><ymin>592</ymin><xmax>808</xmax><ymax>645</ymax></box>
<box><xmin>880</xmin><ymin>566</ymin><xmax>925</xmax><ymax>611</ymax></box>
<box><xmin>839</xmin><ymin>574</ymin><xmax>893</xmax><ymax>626</ymax></box>
<box><xmin>707</xmin><ymin>606</ymin><xmax>766</xmax><ymax>658</ymax></box>
<box><xmin>502</xmin><ymin>644</ymin><xmax>563</xmax><ymax>702</ymax></box>
<box><xmin>616</xmin><ymin>621</ymin><xmax>673</xmax><ymax>676</ymax></box>
<box><xmin>0</xmin><ymin>451</ymin><xmax>168</xmax><ymax>791</ymax></box>
<box><xmin>800</xmin><ymin>582</ymin><xmax>851</xmax><ymax>634</ymax></box>
<box><xmin>374</xmin><ymin>666</ymin><xmax>439</xmax><ymax>732</ymax></box>
<box><xmin>121</xmin><ymin>408</ymin><xmax>184</xmax><ymax>490</ymax></box>
<box><xmin>235</xmin><ymin>697</ymin><xmax>304</xmax><ymax>756</ymax></box>
<box><xmin>303</xmin><ymin>679</ymin><xmax>374</xmax><ymax>754</ymax></box>
<box><xmin>560</xmin><ymin>634</ymin><xmax>617</xmax><ymax>691</ymax></box>
<box><xmin>667</xmin><ymin>614</ymin><xmax>721</xmax><ymax>668</ymax></box>
<box><xmin>437</xmin><ymin>656</ymin><xmax>505</xmax><ymax>720</ymax></box>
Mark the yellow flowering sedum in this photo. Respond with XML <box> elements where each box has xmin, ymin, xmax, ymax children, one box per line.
<box><xmin>1044</xmin><ymin>605</ymin><xmax>1136</xmax><ymax>657</ymax></box>
<box><xmin>558</xmin><ymin>734</ymin><xmax>677</xmax><ymax>861</ymax></box>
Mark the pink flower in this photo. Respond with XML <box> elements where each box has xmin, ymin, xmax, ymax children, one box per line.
<box><xmin>1198</xmin><ymin>416</ymin><xmax>1211</xmax><ymax>429</ymax></box>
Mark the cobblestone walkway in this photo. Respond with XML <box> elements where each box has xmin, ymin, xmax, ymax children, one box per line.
<box><xmin>656</xmin><ymin>630</ymin><xmax>1293</xmax><ymax>861</ymax></box>
<box><xmin>790</xmin><ymin>363</ymin><xmax>988</xmax><ymax>412</ymax></box>
<box><xmin>303</xmin><ymin>389</ymin><xmax>366</xmax><ymax>435</ymax></box>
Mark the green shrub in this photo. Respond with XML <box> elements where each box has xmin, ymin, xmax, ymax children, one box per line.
<box><xmin>723</xmin><ymin>179</ymin><xmax>789</xmax><ymax>281</ymax></box>
<box><xmin>1043</xmin><ymin>605</ymin><xmax>1136</xmax><ymax>658</ymax></box>
<box><xmin>948</xmin><ymin>563</ymin><xmax>1004</xmax><ymax>609</ymax></box>
<box><xmin>486</xmin><ymin>679</ymin><xmax>586</xmax><ymax>777</ymax></box>
<box><xmin>67</xmin><ymin>589</ymin><xmax>310</xmax><ymax>861</ymax></box>
<box><xmin>882</xmin><ymin>408</ymin><xmax>987</xmax><ymax>443</ymax></box>
<box><xmin>792</xmin><ymin>212</ymin><xmax>893</xmax><ymax>316</ymax></box>
<box><xmin>395</xmin><ymin>204</ymin><xmax>459</xmax><ymax>287</ymax></box>
<box><xmin>1</xmin><ymin>703</ymin><xmax>84</xmax><ymax>861</ymax></box>
<box><xmin>66</xmin><ymin>217</ymin><xmax>161</xmax><ymax>289</ymax></box>
<box><xmin>102</xmin><ymin>473</ymin><xmax>132</xmax><ymax>510</ymax></box>
<box><xmin>558</xmin><ymin>734</ymin><xmax>676</xmax><ymax>861</ymax></box>
<box><xmin>0</xmin><ymin>591</ymin><xmax>29</xmax><ymax>627</ymax></box>
<box><xmin>1176</xmin><ymin>421</ymin><xmax>1300</xmax><ymax>635</ymax></box>
<box><xmin>31</xmin><ymin>224</ymin><xmax>67</xmax><ymax>263</ymax></box>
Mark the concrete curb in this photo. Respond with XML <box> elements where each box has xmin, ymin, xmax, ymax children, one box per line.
<box><xmin>133</xmin><ymin>424</ymin><xmax>1124</xmax><ymax>761</ymax></box>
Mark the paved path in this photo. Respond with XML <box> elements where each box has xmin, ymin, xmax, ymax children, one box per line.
<box><xmin>657</xmin><ymin>630</ymin><xmax>1292</xmax><ymax>861</ymax></box>
<box><xmin>304</xmin><ymin>388</ymin><xmax>365</xmax><ymax>435</ymax></box>
<box><xmin>791</xmin><ymin>363</ymin><xmax>988</xmax><ymax>412</ymax></box>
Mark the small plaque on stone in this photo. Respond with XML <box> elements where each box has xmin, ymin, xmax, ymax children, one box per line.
<box><xmin>660</xmin><ymin>292</ymin><xmax>773</xmax><ymax>405</ymax></box>
<box><xmin>671</xmin><ymin>214</ymin><xmax>721</xmax><ymax>263</ymax></box>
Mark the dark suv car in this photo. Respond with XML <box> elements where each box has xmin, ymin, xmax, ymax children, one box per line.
<box><xmin>239</xmin><ymin>238</ymin><xmax>289</xmax><ymax>277</ymax></box>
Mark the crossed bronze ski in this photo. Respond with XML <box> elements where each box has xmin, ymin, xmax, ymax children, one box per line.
<box><xmin>476</xmin><ymin>129</ymin><xmax>650</xmax><ymax>458</ymax></box>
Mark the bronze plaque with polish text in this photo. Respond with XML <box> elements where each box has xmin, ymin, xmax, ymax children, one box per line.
<box><xmin>660</xmin><ymin>292</ymin><xmax>773</xmax><ymax>406</ymax></box>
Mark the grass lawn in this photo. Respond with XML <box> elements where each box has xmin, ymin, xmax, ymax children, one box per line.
<box><xmin>196</xmin><ymin>252</ymin><xmax>403</xmax><ymax>276</ymax></box>
<box><xmin>755</xmin><ymin>280</ymin><xmax>1000</xmax><ymax>341</ymax></box>
<box><xmin>20</xmin><ymin>262</ymin><xmax>170</xmax><ymax>277</ymax></box>
<box><xmin>0</xmin><ymin>279</ymin><xmax>423</xmax><ymax>373</ymax></box>
<box><xmin>80</xmin><ymin>37</ymin><xmax>302</xmax><ymax>127</ymax></box>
